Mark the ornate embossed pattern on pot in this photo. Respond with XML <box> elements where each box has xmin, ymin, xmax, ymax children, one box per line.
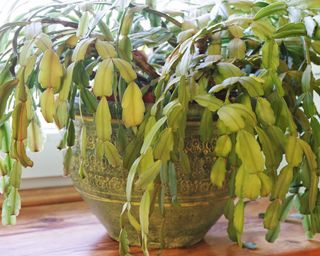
<box><xmin>70</xmin><ymin>116</ymin><xmax>227</xmax><ymax>248</ymax></box>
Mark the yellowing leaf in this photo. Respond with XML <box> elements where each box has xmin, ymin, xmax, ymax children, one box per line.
<box><xmin>239</xmin><ymin>76</ymin><xmax>264</xmax><ymax>97</ymax></box>
<box><xmin>95</xmin><ymin>97</ymin><xmax>111</xmax><ymax>141</ymax></box>
<box><xmin>256</xmin><ymin>127</ymin><xmax>281</xmax><ymax>170</ymax></box>
<box><xmin>251</xmin><ymin>20</ymin><xmax>275</xmax><ymax>40</ymax></box>
<box><xmin>272</xmin><ymin>165</ymin><xmax>293</xmax><ymax>200</ymax></box>
<box><xmin>298</xmin><ymin>139</ymin><xmax>317</xmax><ymax>173</ymax></box>
<box><xmin>113</xmin><ymin>58</ymin><xmax>137</xmax><ymax>83</ymax></box>
<box><xmin>140</xmin><ymin>147</ymin><xmax>154</xmax><ymax>174</ymax></box>
<box><xmin>104</xmin><ymin>141</ymin><xmax>122</xmax><ymax>167</ymax></box>
<box><xmin>28</xmin><ymin>117</ymin><xmax>43</xmax><ymax>152</ymax></box>
<box><xmin>12</xmin><ymin>102</ymin><xmax>28</xmax><ymax>141</ymax></box>
<box><xmin>258</xmin><ymin>172</ymin><xmax>272</xmax><ymax>197</ymax></box>
<box><xmin>217</xmin><ymin>104</ymin><xmax>256</xmax><ymax>132</ymax></box>
<box><xmin>76</xmin><ymin>11</ymin><xmax>90</xmax><ymax>38</ymax></box>
<box><xmin>154</xmin><ymin>128</ymin><xmax>174</xmax><ymax>162</ymax></box>
<box><xmin>95</xmin><ymin>39</ymin><xmax>116</xmax><ymax>59</ymax></box>
<box><xmin>59</xmin><ymin>63</ymin><xmax>75</xmax><ymax>101</ymax></box>
<box><xmin>262</xmin><ymin>40</ymin><xmax>279</xmax><ymax>71</ymax></box>
<box><xmin>35</xmin><ymin>33</ymin><xmax>52</xmax><ymax>52</ymax></box>
<box><xmin>242</xmin><ymin>173</ymin><xmax>261</xmax><ymax>200</ymax></box>
<box><xmin>233</xmin><ymin>199</ymin><xmax>244</xmax><ymax>244</ymax></box>
<box><xmin>122</xmin><ymin>82</ymin><xmax>145</xmax><ymax>127</ymax></box>
<box><xmin>236</xmin><ymin>130</ymin><xmax>265</xmax><ymax>172</ymax></box>
<box><xmin>285</xmin><ymin>136</ymin><xmax>303</xmax><ymax>167</ymax></box>
<box><xmin>38</xmin><ymin>49</ymin><xmax>63</xmax><ymax>90</ymax></box>
<box><xmin>65</xmin><ymin>35</ymin><xmax>79</xmax><ymax>48</ymax></box>
<box><xmin>72</xmin><ymin>38</ymin><xmax>95</xmax><ymax>62</ymax></box>
<box><xmin>40</xmin><ymin>88</ymin><xmax>55</xmax><ymax>123</ymax></box>
<box><xmin>256</xmin><ymin>97</ymin><xmax>275</xmax><ymax>125</ymax></box>
<box><xmin>229</xmin><ymin>38</ymin><xmax>246</xmax><ymax>59</ymax></box>
<box><xmin>136</xmin><ymin>160</ymin><xmax>161</xmax><ymax>189</ymax></box>
<box><xmin>217</xmin><ymin>105</ymin><xmax>245</xmax><ymax>132</ymax></box>
<box><xmin>193</xmin><ymin>94</ymin><xmax>223</xmax><ymax>112</ymax></box>
<box><xmin>217</xmin><ymin>62</ymin><xmax>244</xmax><ymax>78</ymax></box>
<box><xmin>215</xmin><ymin>135</ymin><xmax>232</xmax><ymax>157</ymax></box>
<box><xmin>93</xmin><ymin>59</ymin><xmax>113</xmax><ymax>97</ymax></box>
<box><xmin>54</xmin><ymin>100</ymin><xmax>68</xmax><ymax>129</ymax></box>
<box><xmin>210</xmin><ymin>157</ymin><xmax>226</xmax><ymax>188</ymax></box>
<box><xmin>140</xmin><ymin>116</ymin><xmax>167</xmax><ymax>154</ymax></box>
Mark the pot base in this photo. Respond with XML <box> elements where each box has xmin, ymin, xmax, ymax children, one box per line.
<box><xmin>77</xmin><ymin>189</ymin><xmax>227</xmax><ymax>249</ymax></box>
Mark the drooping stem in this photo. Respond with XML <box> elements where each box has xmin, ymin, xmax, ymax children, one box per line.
<box><xmin>129</xmin><ymin>3</ymin><xmax>182</xmax><ymax>28</ymax></box>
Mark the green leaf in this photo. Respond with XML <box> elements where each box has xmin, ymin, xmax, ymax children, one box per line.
<box><xmin>136</xmin><ymin>160</ymin><xmax>161</xmax><ymax>189</ymax></box>
<box><xmin>126</xmin><ymin>157</ymin><xmax>142</xmax><ymax>202</ymax></box>
<box><xmin>193</xmin><ymin>94</ymin><xmax>223</xmax><ymax>112</ymax></box>
<box><xmin>239</xmin><ymin>77</ymin><xmax>264</xmax><ymax>97</ymax></box>
<box><xmin>255</xmin><ymin>97</ymin><xmax>275</xmax><ymax>125</ymax></box>
<box><xmin>298</xmin><ymin>139</ymin><xmax>317</xmax><ymax>173</ymax></box>
<box><xmin>217</xmin><ymin>104</ymin><xmax>256</xmax><ymax>132</ymax></box>
<box><xmin>309</xmin><ymin>171</ymin><xmax>318</xmax><ymax>212</ymax></box>
<box><xmin>154</xmin><ymin>128</ymin><xmax>174</xmax><ymax>162</ymax></box>
<box><xmin>272</xmin><ymin>165</ymin><xmax>293</xmax><ymax>200</ymax></box>
<box><xmin>264</xmin><ymin>199</ymin><xmax>281</xmax><ymax>230</ymax></box>
<box><xmin>9</xmin><ymin>162</ymin><xmax>22</xmax><ymax>189</ymax></box>
<box><xmin>200</xmin><ymin>109</ymin><xmax>214</xmax><ymax>142</ymax></box>
<box><xmin>123</xmin><ymin>133</ymin><xmax>143</xmax><ymax>170</ymax></box>
<box><xmin>119</xmin><ymin>229</ymin><xmax>130</xmax><ymax>256</ymax></box>
<box><xmin>303</xmin><ymin>92</ymin><xmax>316</xmax><ymax>118</ymax></box>
<box><xmin>233</xmin><ymin>199</ymin><xmax>245</xmax><ymax>245</ymax></box>
<box><xmin>210</xmin><ymin>157</ymin><xmax>227</xmax><ymax>188</ymax></box>
<box><xmin>279</xmin><ymin>195</ymin><xmax>295</xmax><ymax>221</ymax></box>
<box><xmin>178</xmin><ymin>76</ymin><xmax>190</xmax><ymax>108</ymax></box>
<box><xmin>256</xmin><ymin>127</ymin><xmax>281</xmax><ymax>170</ymax></box>
<box><xmin>139</xmin><ymin>189</ymin><xmax>151</xmax><ymax>235</ymax></box>
<box><xmin>254</xmin><ymin>2</ymin><xmax>287</xmax><ymax>21</ymax></box>
<box><xmin>285</xmin><ymin>136</ymin><xmax>303</xmax><ymax>167</ymax></box>
<box><xmin>265</xmin><ymin>224</ymin><xmax>280</xmax><ymax>243</ymax></box>
<box><xmin>311</xmin><ymin>117</ymin><xmax>320</xmax><ymax>147</ymax></box>
<box><xmin>168</xmin><ymin>162</ymin><xmax>178</xmax><ymax>205</ymax></box>
<box><xmin>236</xmin><ymin>130</ymin><xmax>265</xmax><ymax>172</ymax></box>
<box><xmin>262</xmin><ymin>40</ymin><xmax>279</xmax><ymax>70</ymax></box>
<box><xmin>140</xmin><ymin>116</ymin><xmax>167</xmax><ymax>154</ymax></box>
<box><xmin>301</xmin><ymin>64</ymin><xmax>311</xmax><ymax>92</ymax></box>
<box><xmin>235</xmin><ymin>165</ymin><xmax>246</xmax><ymax>197</ymax></box>
<box><xmin>80</xmin><ymin>87</ymin><xmax>98</xmax><ymax>114</ymax></box>
<box><xmin>209</xmin><ymin>76</ymin><xmax>240</xmax><ymax>93</ymax></box>
<box><xmin>224</xmin><ymin>198</ymin><xmax>234</xmax><ymax>220</ymax></box>
<box><xmin>179</xmin><ymin>151</ymin><xmax>191</xmax><ymax>173</ymax></box>
<box><xmin>251</xmin><ymin>20</ymin><xmax>275</xmax><ymax>40</ymax></box>
<box><xmin>0</xmin><ymin>80</ymin><xmax>18</xmax><ymax>118</ymax></box>
<box><xmin>217</xmin><ymin>62</ymin><xmax>244</xmax><ymax>78</ymax></box>
<box><xmin>273</xmin><ymin>22</ymin><xmax>306</xmax><ymax>38</ymax></box>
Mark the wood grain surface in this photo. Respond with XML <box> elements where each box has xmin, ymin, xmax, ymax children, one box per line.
<box><xmin>0</xmin><ymin>187</ymin><xmax>320</xmax><ymax>256</ymax></box>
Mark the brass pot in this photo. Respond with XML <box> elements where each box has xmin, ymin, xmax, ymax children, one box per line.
<box><xmin>70</xmin><ymin>110</ymin><xmax>227</xmax><ymax>248</ymax></box>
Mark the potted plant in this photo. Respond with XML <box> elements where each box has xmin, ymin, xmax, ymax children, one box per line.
<box><xmin>1</xmin><ymin>0</ymin><xmax>320</xmax><ymax>255</ymax></box>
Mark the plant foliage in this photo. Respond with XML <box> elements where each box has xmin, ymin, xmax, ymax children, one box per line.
<box><xmin>1</xmin><ymin>0</ymin><xmax>320</xmax><ymax>255</ymax></box>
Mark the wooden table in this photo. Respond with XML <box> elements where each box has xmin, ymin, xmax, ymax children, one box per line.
<box><xmin>1</xmin><ymin>187</ymin><xmax>320</xmax><ymax>256</ymax></box>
